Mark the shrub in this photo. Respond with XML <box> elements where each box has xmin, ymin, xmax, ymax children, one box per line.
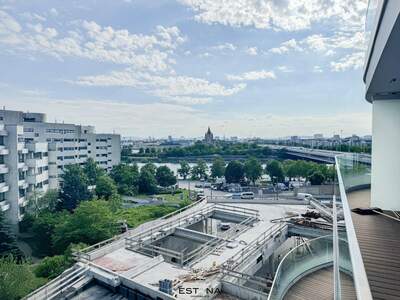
<box><xmin>34</xmin><ymin>255</ymin><xmax>70</xmax><ymax>279</ymax></box>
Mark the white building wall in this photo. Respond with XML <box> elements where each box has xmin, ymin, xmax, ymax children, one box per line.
<box><xmin>0</xmin><ymin>109</ymin><xmax>121</xmax><ymax>226</ymax></box>
<box><xmin>371</xmin><ymin>100</ymin><xmax>400</xmax><ymax>210</ymax></box>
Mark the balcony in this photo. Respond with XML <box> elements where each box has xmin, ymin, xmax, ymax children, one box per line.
<box><xmin>0</xmin><ymin>164</ymin><xmax>9</xmax><ymax>174</ymax></box>
<box><xmin>336</xmin><ymin>153</ymin><xmax>400</xmax><ymax>299</ymax></box>
<box><xmin>18</xmin><ymin>196</ymin><xmax>27</xmax><ymax>206</ymax></box>
<box><xmin>18</xmin><ymin>179</ymin><xmax>28</xmax><ymax>189</ymax></box>
<box><xmin>26</xmin><ymin>157</ymin><xmax>48</xmax><ymax>168</ymax></box>
<box><xmin>26</xmin><ymin>142</ymin><xmax>48</xmax><ymax>153</ymax></box>
<box><xmin>268</xmin><ymin>235</ymin><xmax>354</xmax><ymax>300</ymax></box>
<box><xmin>18</xmin><ymin>162</ymin><xmax>28</xmax><ymax>171</ymax></box>
<box><xmin>0</xmin><ymin>145</ymin><xmax>9</xmax><ymax>155</ymax></box>
<box><xmin>0</xmin><ymin>182</ymin><xmax>9</xmax><ymax>193</ymax></box>
<box><xmin>0</xmin><ymin>201</ymin><xmax>10</xmax><ymax>212</ymax></box>
<box><xmin>27</xmin><ymin>172</ymin><xmax>48</xmax><ymax>185</ymax></box>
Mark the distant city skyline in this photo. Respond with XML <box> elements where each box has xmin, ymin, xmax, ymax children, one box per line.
<box><xmin>0</xmin><ymin>0</ymin><xmax>371</xmax><ymax>137</ymax></box>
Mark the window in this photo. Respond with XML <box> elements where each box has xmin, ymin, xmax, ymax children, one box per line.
<box><xmin>19</xmin><ymin>189</ymin><xmax>26</xmax><ymax>197</ymax></box>
<box><xmin>23</xmin><ymin>128</ymin><xmax>34</xmax><ymax>132</ymax></box>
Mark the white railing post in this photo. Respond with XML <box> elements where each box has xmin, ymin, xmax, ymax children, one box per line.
<box><xmin>332</xmin><ymin>195</ymin><xmax>341</xmax><ymax>300</ymax></box>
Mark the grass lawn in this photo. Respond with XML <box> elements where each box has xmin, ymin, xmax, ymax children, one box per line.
<box><xmin>134</xmin><ymin>189</ymin><xmax>191</xmax><ymax>204</ymax></box>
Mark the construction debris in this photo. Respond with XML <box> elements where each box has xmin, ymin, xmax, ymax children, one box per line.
<box><xmin>178</xmin><ymin>263</ymin><xmax>221</xmax><ymax>282</ymax></box>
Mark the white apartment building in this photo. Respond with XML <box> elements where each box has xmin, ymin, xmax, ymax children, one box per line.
<box><xmin>0</xmin><ymin>109</ymin><xmax>120</xmax><ymax>228</ymax></box>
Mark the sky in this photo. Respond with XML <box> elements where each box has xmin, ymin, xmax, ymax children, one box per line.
<box><xmin>0</xmin><ymin>0</ymin><xmax>372</xmax><ymax>138</ymax></box>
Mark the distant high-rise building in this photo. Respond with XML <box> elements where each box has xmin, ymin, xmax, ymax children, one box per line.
<box><xmin>0</xmin><ymin>109</ymin><xmax>120</xmax><ymax>228</ymax></box>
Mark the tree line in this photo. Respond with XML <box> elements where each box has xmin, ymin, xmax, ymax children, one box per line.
<box><xmin>177</xmin><ymin>157</ymin><xmax>335</xmax><ymax>186</ymax></box>
<box><xmin>122</xmin><ymin>141</ymin><xmax>272</xmax><ymax>161</ymax></box>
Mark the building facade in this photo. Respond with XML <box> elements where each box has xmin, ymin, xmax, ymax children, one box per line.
<box><xmin>0</xmin><ymin>109</ymin><xmax>120</xmax><ymax>227</ymax></box>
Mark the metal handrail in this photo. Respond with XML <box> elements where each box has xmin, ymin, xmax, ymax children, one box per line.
<box><xmin>267</xmin><ymin>234</ymin><xmax>332</xmax><ymax>300</ymax></box>
<box><xmin>224</xmin><ymin>223</ymin><xmax>287</xmax><ymax>271</ymax></box>
<box><xmin>335</xmin><ymin>155</ymin><xmax>373</xmax><ymax>300</ymax></box>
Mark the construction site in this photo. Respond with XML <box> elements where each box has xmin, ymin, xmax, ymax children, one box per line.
<box><xmin>24</xmin><ymin>196</ymin><xmax>352</xmax><ymax>300</ymax></box>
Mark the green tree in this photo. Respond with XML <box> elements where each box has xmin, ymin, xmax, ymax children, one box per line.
<box><xmin>178</xmin><ymin>161</ymin><xmax>191</xmax><ymax>179</ymax></box>
<box><xmin>309</xmin><ymin>172</ymin><xmax>325</xmax><ymax>185</ymax></box>
<box><xmin>211</xmin><ymin>156</ymin><xmax>225</xmax><ymax>179</ymax></box>
<box><xmin>156</xmin><ymin>166</ymin><xmax>177</xmax><ymax>187</ymax></box>
<box><xmin>34</xmin><ymin>255</ymin><xmax>71</xmax><ymax>279</ymax></box>
<box><xmin>52</xmin><ymin>200</ymin><xmax>118</xmax><ymax>253</ymax></box>
<box><xmin>141</xmin><ymin>163</ymin><xmax>157</xmax><ymax>176</ymax></box>
<box><xmin>83</xmin><ymin>158</ymin><xmax>105</xmax><ymax>185</ymax></box>
<box><xmin>225</xmin><ymin>161</ymin><xmax>244</xmax><ymax>183</ymax></box>
<box><xmin>31</xmin><ymin>210</ymin><xmax>68</xmax><ymax>256</ymax></box>
<box><xmin>26</xmin><ymin>189</ymin><xmax>59</xmax><ymax>216</ymax></box>
<box><xmin>244</xmin><ymin>157</ymin><xmax>263</xmax><ymax>185</ymax></box>
<box><xmin>95</xmin><ymin>175</ymin><xmax>117</xmax><ymax>200</ymax></box>
<box><xmin>266</xmin><ymin>160</ymin><xmax>284</xmax><ymax>183</ymax></box>
<box><xmin>0</xmin><ymin>213</ymin><xmax>23</xmax><ymax>259</ymax></box>
<box><xmin>60</xmin><ymin>164</ymin><xmax>91</xmax><ymax>211</ymax></box>
<box><xmin>138</xmin><ymin>169</ymin><xmax>158</xmax><ymax>194</ymax></box>
<box><xmin>191</xmin><ymin>160</ymin><xmax>208</xmax><ymax>180</ymax></box>
<box><xmin>0</xmin><ymin>256</ymin><xmax>45</xmax><ymax>300</ymax></box>
<box><xmin>110</xmin><ymin>164</ymin><xmax>139</xmax><ymax>196</ymax></box>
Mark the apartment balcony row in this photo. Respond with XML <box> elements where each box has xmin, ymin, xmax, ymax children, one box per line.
<box><xmin>0</xmin><ymin>200</ymin><xmax>10</xmax><ymax>212</ymax></box>
<box><xmin>18</xmin><ymin>162</ymin><xmax>28</xmax><ymax>171</ymax></box>
<box><xmin>27</xmin><ymin>171</ymin><xmax>48</xmax><ymax>185</ymax></box>
<box><xmin>17</xmin><ymin>143</ymin><xmax>28</xmax><ymax>154</ymax></box>
<box><xmin>0</xmin><ymin>145</ymin><xmax>9</xmax><ymax>155</ymax></box>
<box><xmin>0</xmin><ymin>164</ymin><xmax>9</xmax><ymax>174</ymax></box>
<box><xmin>26</xmin><ymin>157</ymin><xmax>48</xmax><ymax>168</ymax></box>
<box><xmin>26</xmin><ymin>142</ymin><xmax>48</xmax><ymax>153</ymax></box>
<box><xmin>0</xmin><ymin>182</ymin><xmax>9</xmax><ymax>193</ymax></box>
<box><xmin>18</xmin><ymin>179</ymin><xmax>29</xmax><ymax>189</ymax></box>
<box><xmin>18</xmin><ymin>196</ymin><xmax>27</xmax><ymax>207</ymax></box>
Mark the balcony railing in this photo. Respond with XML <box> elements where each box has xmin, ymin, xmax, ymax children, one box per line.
<box><xmin>335</xmin><ymin>153</ymin><xmax>373</xmax><ymax>300</ymax></box>
<box><xmin>267</xmin><ymin>235</ymin><xmax>352</xmax><ymax>300</ymax></box>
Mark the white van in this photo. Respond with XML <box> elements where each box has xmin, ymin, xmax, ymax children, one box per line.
<box><xmin>241</xmin><ymin>192</ymin><xmax>255</xmax><ymax>199</ymax></box>
<box><xmin>297</xmin><ymin>193</ymin><xmax>313</xmax><ymax>200</ymax></box>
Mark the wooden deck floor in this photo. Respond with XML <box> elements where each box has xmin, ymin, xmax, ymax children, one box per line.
<box><xmin>283</xmin><ymin>267</ymin><xmax>356</xmax><ymax>300</ymax></box>
<box><xmin>348</xmin><ymin>189</ymin><xmax>400</xmax><ymax>300</ymax></box>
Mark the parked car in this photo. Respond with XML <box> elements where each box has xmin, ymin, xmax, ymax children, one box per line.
<box><xmin>297</xmin><ymin>193</ymin><xmax>313</xmax><ymax>200</ymax></box>
<box><xmin>240</xmin><ymin>192</ymin><xmax>255</xmax><ymax>199</ymax></box>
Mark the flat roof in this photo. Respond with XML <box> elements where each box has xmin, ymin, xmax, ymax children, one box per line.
<box><xmin>91</xmin><ymin>203</ymin><xmax>308</xmax><ymax>300</ymax></box>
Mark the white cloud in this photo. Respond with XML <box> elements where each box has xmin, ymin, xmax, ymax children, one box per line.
<box><xmin>212</xmin><ymin>42</ymin><xmax>236</xmax><ymax>51</ymax></box>
<box><xmin>330</xmin><ymin>51</ymin><xmax>365</xmax><ymax>72</ymax></box>
<box><xmin>227</xmin><ymin>70</ymin><xmax>276</xmax><ymax>81</ymax></box>
<box><xmin>19</xmin><ymin>12</ymin><xmax>46</xmax><ymax>22</ymax></box>
<box><xmin>269</xmin><ymin>38</ymin><xmax>302</xmax><ymax>54</ymax></box>
<box><xmin>49</xmin><ymin>8</ymin><xmax>59</xmax><ymax>17</ymax></box>
<box><xmin>0</xmin><ymin>10</ymin><xmax>186</xmax><ymax>72</ymax></box>
<box><xmin>277</xmin><ymin>66</ymin><xmax>293</xmax><ymax>73</ymax></box>
<box><xmin>199</xmin><ymin>52</ymin><xmax>211</xmax><ymax>58</ymax></box>
<box><xmin>178</xmin><ymin>0</ymin><xmax>367</xmax><ymax>32</ymax></box>
<box><xmin>245</xmin><ymin>46</ymin><xmax>258</xmax><ymax>56</ymax></box>
<box><xmin>0</xmin><ymin>10</ymin><xmax>21</xmax><ymax>33</ymax></box>
<box><xmin>312</xmin><ymin>66</ymin><xmax>323</xmax><ymax>73</ymax></box>
<box><xmin>74</xmin><ymin>70</ymin><xmax>247</xmax><ymax>105</ymax></box>
<box><xmin>268</xmin><ymin>30</ymin><xmax>367</xmax><ymax>72</ymax></box>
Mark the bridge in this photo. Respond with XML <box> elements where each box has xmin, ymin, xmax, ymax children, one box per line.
<box><xmin>268</xmin><ymin>145</ymin><xmax>371</xmax><ymax>165</ymax></box>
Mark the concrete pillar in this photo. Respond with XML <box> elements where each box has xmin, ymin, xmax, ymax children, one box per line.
<box><xmin>371</xmin><ymin>99</ymin><xmax>400</xmax><ymax>210</ymax></box>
